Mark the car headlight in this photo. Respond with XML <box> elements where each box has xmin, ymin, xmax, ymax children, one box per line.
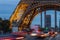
<box><xmin>55</xmin><ymin>32</ymin><xmax>58</xmax><ymax>34</ymax></box>
<box><xmin>30</xmin><ymin>33</ymin><xmax>37</xmax><ymax>36</ymax></box>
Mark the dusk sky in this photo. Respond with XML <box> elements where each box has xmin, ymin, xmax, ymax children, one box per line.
<box><xmin>0</xmin><ymin>0</ymin><xmax>60</xmax><ymax>27</ymax></box>
<box><xmin>0</xmin><ymin>0</ymin><xmax>20</xmax><ymax>19</ymax></box>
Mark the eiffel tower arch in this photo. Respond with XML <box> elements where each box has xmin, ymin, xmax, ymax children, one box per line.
<box><xmin>10</xmin><ymin>0</ymin><xmax>60</xmax><ymax>31</ymax></box>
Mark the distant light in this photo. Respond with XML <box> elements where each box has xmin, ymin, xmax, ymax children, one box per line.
<box><xmin>16</xmin><ymin>37</ymin><xmax>24</xmax><ymax>39</ymax></box>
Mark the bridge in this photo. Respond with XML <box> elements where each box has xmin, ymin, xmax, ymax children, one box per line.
<box><xmin>10</xmin><ymin>0</ymin><xmax>60</xmax><ymax>31</ymax></box>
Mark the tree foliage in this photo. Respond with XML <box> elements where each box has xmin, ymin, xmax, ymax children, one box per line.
<box><xmin>0</xmin><ymin>17</ymin><xmax>11</xmax><ymax>34</ymax></box>
<box><xmin>2</xmin><ymin>20</ymin><xmax>11</xmax><ymax>33</ymax></box>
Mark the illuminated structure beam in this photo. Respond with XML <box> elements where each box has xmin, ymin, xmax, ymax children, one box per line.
<box><xmin>10</xmin><ymin>1</ymin><xmax>29</xmax><ymax>28</ymax></box>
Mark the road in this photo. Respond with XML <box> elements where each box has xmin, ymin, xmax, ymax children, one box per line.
<box><xmin>0</xmin><ymin>33</ymin><xmax>60</xmax><ymax>40</ymax></box>
<box><xmin>24</xmin><ymin>33</ymin><xmax>60</xmax><ymax>40</ymax></box>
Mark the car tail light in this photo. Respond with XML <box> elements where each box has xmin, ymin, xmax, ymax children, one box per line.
<box><xmin>1</xmin><ymin>38</ymin><xmax>12</xmax><ymax>40</ymax></box>
<box><xmin>4</xmin><ymin>39</ymin><xmax>11</xmax><ymax>40</ymax></box>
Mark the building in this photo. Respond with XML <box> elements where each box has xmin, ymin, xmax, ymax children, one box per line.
<box><xmin>45</xmin><ymin>15</ymin><xmax>51</xmax><ymax>29</ymax></box>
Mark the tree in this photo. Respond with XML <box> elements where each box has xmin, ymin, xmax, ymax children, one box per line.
<box><xmin>0</xmin><ymin>18</ymin><xmax>12</xmax><ymax>34</ymax></box>
<box><xmin>2</xmin><ymin>20</ymin><xmax>11</xmax><ymax>33</ymax></box>
<box><xmin>0</xmin><ymin>17</ymin><xmax>3</xmax><ymax>33</ymax></box>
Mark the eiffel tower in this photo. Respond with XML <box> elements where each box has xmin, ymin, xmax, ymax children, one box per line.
<box><xmin>10</xmin><ymin>0</ymin><xmax>60</xmax><ymax>31</ymax></box>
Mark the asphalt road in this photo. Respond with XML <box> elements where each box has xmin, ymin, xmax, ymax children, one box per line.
<box><xmin>0</xmin><ymin>33</ymin><xmax>60</xmax><ymax>40</ymax></box>
<box><xmin>24</xmin><ymin>34</ymin><xmax>47</xmax><ymax>40</ymax></box>
<box><xmin>24</xmin><ymin>34</ymin><xmax>60</xmax><ymax>40</ymax></box>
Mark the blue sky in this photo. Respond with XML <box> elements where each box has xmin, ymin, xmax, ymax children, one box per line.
<box><xmin>0</xmin><ymin>0</ymin><xmax>20</xmax><ymax>19</ymax></box>
<box><xmin>0</xmin><ymin>0</ymin><xmax>60</xmax><ymax>27</ymax></box>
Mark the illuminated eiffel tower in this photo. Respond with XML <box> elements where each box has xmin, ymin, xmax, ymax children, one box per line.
<box><xmin>10</xmin><ymin>0</ymin><xmax>60</xmax><ymax>31</ymax></box>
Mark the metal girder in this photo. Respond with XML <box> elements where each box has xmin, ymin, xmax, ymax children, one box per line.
<box><xmin>10</xmin><ymin>2</ymin><xmax>29</xmax><ymax>28</ymax></box>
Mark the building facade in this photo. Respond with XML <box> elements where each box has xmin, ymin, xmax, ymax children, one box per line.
<box><xmin>45</xmin><ymin>15</ymin><xmax>51</xmax><ymax>29</ymax></box>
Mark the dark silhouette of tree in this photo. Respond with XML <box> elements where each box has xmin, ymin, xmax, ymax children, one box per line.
<box><xmin>0</xmin><ymin>18</ymin><xmax>12</xmax><ymax>34</ymax></box>
<box><xmin>2</xmin><ymin>20</ymin><xmax>11</xmax><ymax>33</ymax></box>
<box><xmin>0</xmin><ymin>17</ymin><xmax>3</xmax><ymax>34</ymax></box>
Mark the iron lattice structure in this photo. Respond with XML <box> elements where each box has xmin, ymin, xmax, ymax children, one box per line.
<box><xmin>10</xmin><ymin>0</ymin><xmax>60</xmax><ymax>31</ymax></box>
